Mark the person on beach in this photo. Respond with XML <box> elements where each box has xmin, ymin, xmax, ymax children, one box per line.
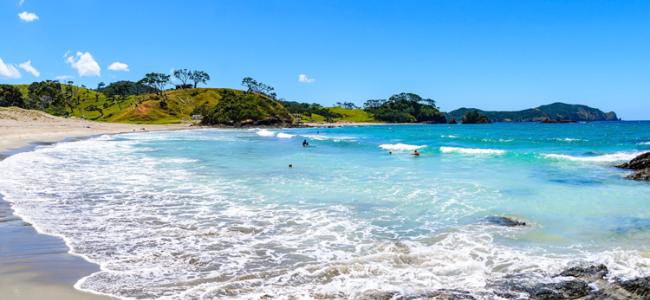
<box><xmin>302</xmin><ymin>139</ymin><xmax>309</xmax><ymax>147</ymax></box>
<box><xmin>413</xmin><ymin>149</ymin><xmax>420</xmax><ymax>156</ymax></box>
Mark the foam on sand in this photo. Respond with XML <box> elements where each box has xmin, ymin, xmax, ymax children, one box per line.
<box><xmin>379</xmin><ymin>143</ymin><xmax>426</xmax><ymax>151</ymax></box>
<box><xmin>440</xmin><ymin>146</ymin><xmax>506</xmax><ymax>155</ymax></box>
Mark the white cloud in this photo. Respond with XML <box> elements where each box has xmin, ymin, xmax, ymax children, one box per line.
<box><xmin>65</xmin><ymin>51</ymin><xmax>101</xmax><ymax>77</ymax></box>
<box><xmin>298</xmin><ymin>73</ymin><xmax>315</xmax><ymax>83</ymax></box>
<box><xmin>0</xmin><ymin>58</ymin><xmax>21</xmax><ymax>79</ymax></box>
<box><xmin>108</xmin><ymin>61</ymin><xmax>129</xmax><ymax>72</ymax></box>
<box><xmin>18</xmin><ymin>11</ymin><xmax>38</xmax><ymax>22</ymax></box>
<box><xmin>18</xmin><ymin>60</ymin><xmax>40</xmax><ymax>77</ymax></box>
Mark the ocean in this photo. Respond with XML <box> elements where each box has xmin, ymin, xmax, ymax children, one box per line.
<box><xmin>1</xmin><ymin>122</ymin><xmax>650</xmax><ymax>299</ymax></box>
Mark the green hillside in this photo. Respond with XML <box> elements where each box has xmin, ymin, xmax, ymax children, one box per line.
<box><xmin>3</xmin><ymin>82</ymin><xmax>291</xmax><ymax>125</ymax></box>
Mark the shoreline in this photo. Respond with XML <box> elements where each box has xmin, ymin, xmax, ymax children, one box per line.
<box><xmin>0</xmin><ymin>108</ymin><xmax>193</xmax><ymax>300</ymax></box>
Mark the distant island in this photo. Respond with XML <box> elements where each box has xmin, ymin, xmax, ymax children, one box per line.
<box><xmin>447</xmin><ymin>103</ymin><xmax>619</xmax><ymax>123</ymax></box>
<box><xmin>0</xmin><ymin>73</ymin><xmax>619</xmax><ymax>126</ymax></box>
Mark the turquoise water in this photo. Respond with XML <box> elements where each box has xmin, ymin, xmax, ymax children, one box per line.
<box><xmin>1</xmin><ymin>122</ymin><xmax>650</xmax><ymax>298</ymax></box>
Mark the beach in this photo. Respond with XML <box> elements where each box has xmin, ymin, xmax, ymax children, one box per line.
<box><xmin>0</xmin><ymin>107</ymin><xmax>189</xmax><ymax>300</ymax></box>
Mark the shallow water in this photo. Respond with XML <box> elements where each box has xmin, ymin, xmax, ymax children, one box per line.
<box><xmin>1</xmin><ymin>122</ymin><xmax>650</xmax><ymax>299</ymax></box>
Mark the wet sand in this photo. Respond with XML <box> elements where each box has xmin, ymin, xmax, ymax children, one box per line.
<box><xmin>0</xmin><ymin>107</ymin><xmax>193</xmax><ymax>299</ymax></box>
<box><xmin>0</xmin><ymin>198</ymin><xmax>111</xmax><ymax>300</ymax></box>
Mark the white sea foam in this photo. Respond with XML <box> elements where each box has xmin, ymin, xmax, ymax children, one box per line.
<box><xmin>639</xmin><ymin>141</ymin><xmax>650</xmax><ymax>145</ymax></box>
<box><xmin>276</xmin><ymin>132</ymin><xmax>295</xmax><ymax>139</ymax></box>
<box><xmin>440</xmin><ymin>146</ymin><xmax>506</xmax><ymax>155</ymax></box>
<box><xmin>542</xmin><ymin>152</ymin><xmax>643</xmax><ymax>163</ymax></box>
<box><xmin>1</xmin><ymin>131</ymin><xmax>650</xmax><ymax>299</ymax></box>
<box><xmin>552</xmin><ymin>138</ymin><xmax>587</xmax><ymax>142</ymax></box>
<box><xmin>379</xmin><ymin>143</ymin><xmax>426</xmax><ymax>151</ymax></box>
<box><xmin>303</xmin><ymin>134</ymin><xmax>356</xmax><ymax>142</ymax></box>
<box><xmin>256</xmin><ymin>129</ymin><xmax>276</xmax><ymax>137</ymax></box>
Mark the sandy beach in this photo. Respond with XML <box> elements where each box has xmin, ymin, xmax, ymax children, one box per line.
<box><xmin>0</xmin><ymin>107</ymin><xmax>190</xmax><ymax>300</ymax></box>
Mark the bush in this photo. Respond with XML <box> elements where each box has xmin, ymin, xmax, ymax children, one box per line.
<box><xmin>0</xmin><ymin>85</ymin><xmax>25</xmax><ymax>107</ymax></box>
<box><xmin>201</xmin><ymin>90</ymin><xmax>292</xmax><ymax>126</ymax></box>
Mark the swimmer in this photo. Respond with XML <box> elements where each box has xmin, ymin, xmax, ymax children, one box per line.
<box><xmin>413</xmin><ymin>150</ymin><xmax>420</xmax><ymax>156</ymax></box>
<box><xmin>302</xmin><ymin>139</ymin><xmax>309</xmax><ymax>147</ymax></box>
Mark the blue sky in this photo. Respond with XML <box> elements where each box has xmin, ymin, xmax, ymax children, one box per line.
<box><xmin>2</xmin><ymin>0</ymin><xmax>649</xmax><ymax>119</ymax></box>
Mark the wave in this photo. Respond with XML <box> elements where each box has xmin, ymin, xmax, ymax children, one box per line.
<box><xmin>276</xmin><ymin>132</ymin><xmax>295</xmax><ymax>139</ymax></box>
<box><xmin>552</xmin><ymin>138</ymin><xmax>587</xmax><ymax>142</ymax></box>
<box><xmin>256</xmin><ymin>129</ymin><xmax>276</xmax><ymax>137</ymax></box>
<box><xmin>379</xmin><ymin>143</ymin><xmax>426</xmax><ymax>151</ymax></box>
<box><xmin>638</xmin><ymin>141</ymin><xmax>650</xmax><ymax>145</ymax></box>
<box><xmin>302</xmin><ymin>134</ymin><xmax>356</xmax><ymax>142</ymax></box>
<box><xmin>2</xmin><ymin>133</ymin><xmax>650</xmax><ymax>299</ymax></box>
<box><xmin>542</xmin><ymin>152</ymin><xmax>642</xmax><ymax>163</ymax></box>
<box><xmin>440</xmin><ymin>146</ymin><xmax>506</xmax><ymax>155</ymax></box>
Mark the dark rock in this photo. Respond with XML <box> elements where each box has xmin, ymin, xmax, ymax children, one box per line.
<box><xmin>627</xmin><ymin>169</ymin><xmax>650</xmax><ymax>181</ymax></box>
<box><xmin>528</xmin><ymin>280</ymin><xmax>592</xmax><ymax>299</ymax></box>
<box><xmin>616</xmin><ymin>152</ymin><xmax>650</xmax><ymax>170</ymax></box>
<box><xmin>559</xmin><ymin>264</ymin><xmax>608</xmax><ymax>279</ymax></box>
<box><xmin>618</xmin><ymin>276</ymin><xmax>650</xmax><ymax>299</ymax></box>
<box><xmin>485</xmin><ymin>216</ymin><xmax>527</xmax><ymax>227</ymax></box>
<box><xmin>356</xmin><ymin>289</ymin><xmax>475</xmax><ymax>300</ymax></box>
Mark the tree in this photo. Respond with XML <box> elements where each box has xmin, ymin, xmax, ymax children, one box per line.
<box><xmin>97</xmin><ymin>82</ymin><xmax>106</xmax><ymax>91</ymax></box>
<box><xmin>462</xmin><ymin>110</ymin><xmax>490</xmax><ymax>124</ymax></box>
<box><xmin>27</xmin><ymin>80</ymin><xmax>65</xmax><ymax>112</ymax></box>
<box><xmin>189</xmin><ymin>70</ymin><xmax>210</xmax><ymax>88</ymax></box>
<box><xmin>241</xmin><ymin>77</ymin><xmax>276</xmax><ymax>99</ymax></box>
<box><xmin>0</xmin><ymin>85</ymin><xmax>25</xmax><ymax>108</ymax></box>
<box><xmin>173</xmin><ymin>69</ymin><xmax>192</xmax><ymax>87</ymax></box>
<box><xmin>363</xmin><ymin>92</ymin><xmax>445</xmax><ymax>123</ymax></box>
<box><xmin>138</xmin><ymin>73</ymin><xmax>170</xmax><ymax>97</ymax></box>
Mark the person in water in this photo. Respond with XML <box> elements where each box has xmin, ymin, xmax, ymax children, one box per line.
<box><xmin>302</xmin><ymin>139</ymin><xmax>309</xmax><ymax>147</ymax></box>
<box><xmin>413</xmin><ymin>149</ymin><xmax>420</xmax><ymax>156</ymax></box>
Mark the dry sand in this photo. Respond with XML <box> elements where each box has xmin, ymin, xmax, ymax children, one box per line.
<box><xmin>0</xmin><ymin>107</ymin><xmax>192</xmax><ymax>299</ymax></box>
<box><xmin>0</xmin><ymin>107</ymin><xmax>190</xmax><ymax>153</ymax></box>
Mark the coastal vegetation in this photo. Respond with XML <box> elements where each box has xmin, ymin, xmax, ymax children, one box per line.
<box><xmin>0</xmin><ymin>74</ymin><xmax>619</xmax><ymax>126</ymax></box>
<box><xmin>363</xmin><ymin>93</ymin><xmax>447</xmax><ymax>123</ymax></box>
<box><xmin>461</xmin><ymin>110</ymin><xmax>491</xmax><ymax>124</ymax></box>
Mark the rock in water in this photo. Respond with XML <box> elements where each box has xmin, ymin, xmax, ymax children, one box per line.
<box><xmin>616</xmin><ymin>152</ymin><xmax>650</xmax><ymax>170</ymax></box>
<box><xmin>628</xmin><ymin>169</ymin><xmax>650</xmax><ymax>181</ymax></box>
<box><xmin>559</xmin><ymin>264</ymin><xmax>608</xmax><ymax>279</ymax></box>
<box><xmin>485</xmin><ymin>216</ymin><xmax>527</xmax><ymax>227</ymax></box>
<box><xmin>618</xmin><ymin>277</ymin><xmax>650</xmax><ymax>299</ymax></box>
<box><xmin>529</xmin><ymin>280</ymin><xmax>592</xmax><ymax>299</ymax></box>
<box><xmin>616</xmin><ymin>152</ymin><xmax>650</xmax><ymax>181</ymax></box>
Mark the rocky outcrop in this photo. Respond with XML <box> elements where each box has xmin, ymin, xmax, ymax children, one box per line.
<box><xmin>616</xmin><ymin>152</ymin><xmax>650</xmax><ymax>181</ymax></box>
<box><xmin>491</xmin><ymin>264</ymin><xmax>650</xmax><ymax>300</ymax></box>
<box><xmin>619</xmin><ymin>277</ymin><xmax>650</xmax><ymax>299</ymax></box>
<box><xmin>484</xmin><ymin>216</ymin><xmax>527</xmax><ymax>227</ymax></box>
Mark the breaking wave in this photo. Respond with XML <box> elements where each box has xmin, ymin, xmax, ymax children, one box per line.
<box><xmin>439</xmin><ymin>146</ymin><xmax>506</xmax><ymax>155</ymax></box>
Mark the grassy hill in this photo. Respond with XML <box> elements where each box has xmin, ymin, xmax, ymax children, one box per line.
<box><xmin>11</xmin><ymin>84</ymin><xmax>288</xmax><ymax>124</ymax></box>
<box><xmin>297</xmin><ymin>107</ymin><xmax>377</xmax><ymax>123</ymax></box>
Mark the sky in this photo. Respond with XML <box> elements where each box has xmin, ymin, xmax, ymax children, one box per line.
<box><xmin>1</xmin><ymin>0</ymin><xmax>649</xmax><ymax>119</ymax></box>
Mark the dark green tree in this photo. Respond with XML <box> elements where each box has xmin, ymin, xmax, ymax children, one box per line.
<box><xmin>189</xmin><ymin>70</ymin><xmax>210</xmax><ymax>88</ymax></box>
<box><xmin>241</xmin><ymin>77</ymin><xmax>276</xmax><ymax>99</ymax></box>
<box><xmin>462</xmin><ymin>110</ymin><xmax>490</xmax><ymax>124</ymax></box>
<box><xmin>173</xmin><ymin>69</ymin><xmax>192</xmax><ymax>87</ymax></box>
<box><xmin>0</xmin><ymin>85</ymin><xmax>25</xmax><ymax>107</ymax></box>
<box><xmin>138</xmin><ymin>73</ymin><xmax>170</xmax><ymax>97</ymax></box>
